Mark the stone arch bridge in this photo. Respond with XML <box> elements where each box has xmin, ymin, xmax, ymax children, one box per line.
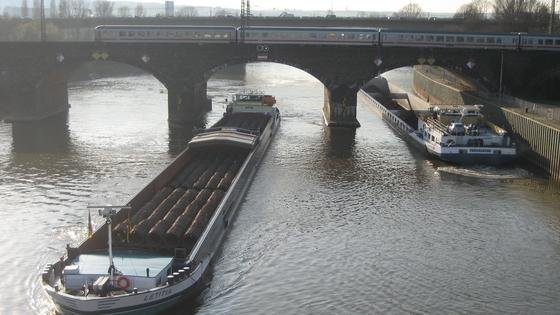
<box><xmin>0</xmin><ymin>41</ymin><xmax>557</xmax><ymax>126</ymax></box>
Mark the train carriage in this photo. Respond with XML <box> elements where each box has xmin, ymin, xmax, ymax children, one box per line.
<box><xmin>381</xmin><ymin>30</ymin><xmax>519</xmax><ymax>50</ymax></box>
<box><xmin>519</xmin><ymin>33</ymin><xmax>560</xmax><ymax>51</ymax></box>
<box><xmin>242</xmin><ymin>26</ymin><xmax>380</xmax><ymax>46</ymax></box>
<box><xmin>94</xmin><ymin>25</ymin><xmax>237</xmax><ymax>43</ymax></box>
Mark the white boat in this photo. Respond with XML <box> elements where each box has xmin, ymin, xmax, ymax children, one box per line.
<box><xmin>413</xmin><ymin>105</ymin><xmax>517</xmax><ymax>165</ymax></box>
<box><xmin>365</xmin><ymin>93</ymin><xmax>517</xmax><ymax>165</ymax></box>
<box><xmin>42</xmin><ymin>93</ymin><xmax>280</xmax><ymax>314</ymax></box>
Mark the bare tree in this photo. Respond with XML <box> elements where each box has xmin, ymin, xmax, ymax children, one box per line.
<box><xmin>21</xmin><ymin>0</ymin><xmax>29</xmax><ymax>18</ymax></box>
<box><xmin>454</xmin><ymin>0</ymin><xmax>488</xmax><ymax>21</ymax></box>
<box><xmin>58</xmin><ymin>0</ymin><xmax>69</xmax><ymax>17</ymax></box>
<box><xmin>177</xmin><ymin>6</ymin><xmax>198</xmax><ymax>17</ymax></box>
<box><xmin>32</xmin><ymin>0</ymin><xmax>40</xmax><ymax>18</ymax></box>
<box><xmin>68</xmin><ymin>0</ymin><xmax>90</xmax><ymax>18</ymax></box>
<box><xmin>93</xmin><ymin>0</ymin><xmax>113</xmax><ymax>17</ymax></box>
<box><xmin>117</xmin><ymin>6</ymin><xmax>130</xmax><ymax>17</ymax></box>
<box><xmin>50</xmin><ymin>0</ymin><xmax>57</xmax><ymax>17</ymax></box>
<box><xmin>214</xmin><ymin>8</ymin><xmax>227</xmax><ymax>17</ymax></box>
<box><xmin>396</xmin><ymin>3</ymin><xmax>423</xmax><ymax>18</ymax></box>
<box><xmin>134</xmin><ymin>3</ymin><xmax>145</xmax><ymax>17</ymax></box>
<box><xmin>493</xmin><ymin>0</ymin><xmax>550</xmax><ymax>30</ymax></box>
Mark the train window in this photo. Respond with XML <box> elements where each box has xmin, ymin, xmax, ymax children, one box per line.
<box><xmin>466</xmin><ymin>37</ymin><xmax>474</xmax><ymax>42</ymax></box>
<box><xmin>348</xmin><ymin>33</ymin><xmax>355</xmax><ymax>39</ymax></box>
<box><xmin>416</xmin><ymin>35</ymin><xmax>424</xmax><ymax>41</ymax></box>
<box><xmin>528</xmin><ymin>39</ymin><xmax>534</xmax><ymax>44</ymax></box>
<box><xmin>476</xmin><ymin>37</ymin><xmax>484</xmax><ymax>43</ymax></box>
<box><xmin>366</xmin><ymin>34</ymin><xmax>372</xmax><ymax>39</ymax></box>
<box><xmin>119</xmin><ymin>31</ymin><xmax>126</xmax><ymax>36</ymax></box>
<box><xmin>426</xmin><ymin>35</ymin><xmax>434</xmax><ymax>41</ymax></box>
<box><xmin>545</xmin><ymin>39</ymin><xmax>553</xmax><ymax>45</ymax></box>
<box><xmin>486</xmin><ymin>37</ymin><xmax>495</xmax><ymax>43</ymax></box>
<box><xmin>128</xmin><ymin>31</ymin><xmax>135</xmax><ymax>37</ymax></box>
<box><xmin>436</xmin><ymin>36</ymin><xmax>444</xmax><ymax>42</ymax></box>
<box><xmin>538</xmin><ymin>39</ymin><xmax>543</xmax><ymax>45</ymax></box>
<box><xmin>328</xmin><ymin>33</ymin><xmax>337</xmax><ymax>39</ymax></box>
<box><xmin>204</xmin><ymin>34</ymin><xmax>212</xmax><ymax>39</ymax></box>
<box><xmin>555</xmin><ymin>39</ymin><xmax>560</xmax><ymax>45</ymax></box>
<box><xmin>446</xmin><ymin>36</ymin><xmax>454</xmax><ymax>42</ymax></box>
<box><xmin>138</xmin><ymin>31</ymin><xmax>145</xmax><ymax>37</ymax></box>
<box><xmin>456</xmin><ymin>36</ymin><xmax>464</xmax><ymax>42</ymax></box>
<box><xmin>496</xmin><ymin>38</ymin><xmax>502</xmax><ymax>44</ymax></box>
<box><xmin>262</xmin><ymin>32</ymin><xmax>269</xmax><ymax>37</ymax></box>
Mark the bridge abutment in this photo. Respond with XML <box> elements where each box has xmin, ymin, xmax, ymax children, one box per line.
<box><xmin>323</xmin><ymin>85</ymin><xmax>360</xmax><ymax>128</ymax></box>
<box><xmin>167</xmin><ymin>81</ymin><xmax>212</xmax><ymax>127</ymax></box>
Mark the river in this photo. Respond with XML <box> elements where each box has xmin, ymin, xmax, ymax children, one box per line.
<box><xmin>0</xmin><ymin>63</ymin><xmax>559</xmax><ymax>314</ymax></box>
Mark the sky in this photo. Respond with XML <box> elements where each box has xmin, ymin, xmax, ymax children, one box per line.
<box><xmin>134</xmin><ymin>0</ymin><xmax>473</xmax><ymax>14</ymax></box>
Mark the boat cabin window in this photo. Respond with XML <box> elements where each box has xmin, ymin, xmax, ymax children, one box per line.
<box><xmin>235</xmin><ymin>94</ymin><xmax>262</xmax><ymax>102</ymax></box>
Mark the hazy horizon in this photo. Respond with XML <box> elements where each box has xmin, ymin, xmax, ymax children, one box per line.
<box><xmin>0</xmin><ymin>0</ymin><xmax>476</xmax><ymax>14</ymax></box>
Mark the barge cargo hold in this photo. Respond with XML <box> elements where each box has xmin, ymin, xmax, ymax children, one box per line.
<box><xmin>42</xmin><ymin>93</ymin><xmax>280</xmax><ymax>314</ymax></box>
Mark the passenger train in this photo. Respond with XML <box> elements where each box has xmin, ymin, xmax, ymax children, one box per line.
<box><xmin>94</xmin><ymin>25</ymin><xmax>560</xmax><ymax>51</ymax></box>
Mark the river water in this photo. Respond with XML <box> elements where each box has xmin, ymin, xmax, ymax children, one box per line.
<box><xmin>0</xmin><ymin>63</ymin><xmax>559</xmax><ymax>314</ymax></box>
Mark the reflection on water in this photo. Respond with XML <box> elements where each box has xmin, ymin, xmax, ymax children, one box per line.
<box><xmin>0</xmin><ymin>63</ymin><xmax>558</xmax><ymax>315</ymax></box>
<box><xmin>322</xmin><ymin>127</ymin><xmax>357</xmax><ymax>159</ymax></box>
<box><xmin>11</xmin><ymin>112</ymin><xmax>71</xmax><ymax>153</ymax></box>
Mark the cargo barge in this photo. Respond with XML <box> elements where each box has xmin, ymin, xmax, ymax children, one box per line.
<box><xmin>41</xmin><ymin>93</ymin><xmax>280</xmax><ymax>314</ymax></box>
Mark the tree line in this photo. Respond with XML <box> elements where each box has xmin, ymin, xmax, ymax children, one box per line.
<box><xmin>9</xmin><ymin>0</ymin><xmax>201</xmax><ymax>18</ymax></box>
<box><xmin>395</xmin><ymin>0</ymin><xmax>556</xmax><ymax>31</ymax></box>
<box><xmin>3</xmin><ymin>0</ymin><xmax>558</xmax><ymax>33</ymax></box>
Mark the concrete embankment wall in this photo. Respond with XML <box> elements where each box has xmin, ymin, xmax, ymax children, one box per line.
<box><xmin>413</xmin><ymin>67</ymin><xmax>560</xmax><ymax>181</ymax></box>
<box><xmin>413</xmin><ymin>67</ymin><xmax>472</xmax><ymax>105</ymax></box>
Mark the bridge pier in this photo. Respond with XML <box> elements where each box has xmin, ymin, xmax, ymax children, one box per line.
<box><xmin>323</xmin><ymin>84</ymin><xmax>360</xmax><ymax>128</ymax></box>
<box><xmin>167</xmin><ymin>81</ymin><xmax>212</xmax><ymax>127</ymax></box>
<box><xmin>0</xmin><ymin>72</ymin><xmax>69</xmax><ymax>122</ymax></box>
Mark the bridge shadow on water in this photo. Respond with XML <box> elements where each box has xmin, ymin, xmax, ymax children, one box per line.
<box><xmin>322</xmin><ymin>126</ymin><xmax>357</xmax><ymax>159</ymax></box>
<box><xmin>11</xmin><ymin>111</ymin><xmax>72</xmax><ymax>153</ymax></box>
